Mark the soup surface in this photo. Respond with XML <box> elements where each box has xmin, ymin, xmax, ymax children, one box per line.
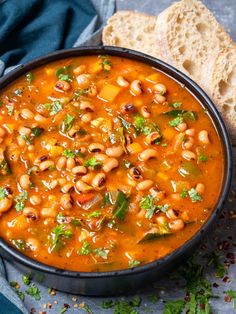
<box><xmin>0</xmin><ymin>55</ymin><xmax>223</xmax><ymax>272</ymax></box>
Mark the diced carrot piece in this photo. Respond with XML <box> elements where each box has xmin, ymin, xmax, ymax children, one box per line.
<box><xmin>98</xmin><ymin>84</ymin><xmax>121</xmax><ymax>102</ymax></box>
<box><xmin>76</xmin><ymin>193</ymin><xmax>95</xmax><ymax>205</ymax></box>
<box><xmin>127</xmin><ymin>143</ymin><xmax>143</xmax><ymax>154</ymax></box>
<box><xmin>157</xmin><ymin>172</ymin><xmax>169</xmax><ymax>181</ymax></box>
<box><xmin>162</xmin><ymin>127</ymin><xmax>176</xmax><ymax>141</ymax></box>
<box><xmin>146</xmin><ymin>73</ymin><xmax>160</xmax><ymax>83</ymax></box>
<box><xmin>50</xmin><ymin>145</ymin><xmax>63</xmax><ymax>158</ymax></box>
<box><xmin>89</xmin><ymin>61</ymin><xmax>103</xmax><ymax>74</ymax></box>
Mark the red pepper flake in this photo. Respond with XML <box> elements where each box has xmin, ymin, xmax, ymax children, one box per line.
<box><xmin>217</xmin><ymin>240</ymin><xmax>230</xmax><ymax>251</ymax></box>
<box><xmin>30</xmin><ymin>308</ymin><xmax>36</xmax><ymax>314</ymax></box>
<box><xmin>223</xmin><ymin>276</ymin><xmax>230</xmax><ymax>283</ymax></box>
<box><xmin>224</xmin><ymin>295</ymin><xmax>232</xmax><ymax>302</ymax></box>
<box><xmin>213</xmin><ymin>283</ymin><xmax>219</xmax><ymax>288</ymax></box>
<box><xmin>226</xmin><ymin>252</ymin><xmax>234</xmax><ymax>260</ymax></box>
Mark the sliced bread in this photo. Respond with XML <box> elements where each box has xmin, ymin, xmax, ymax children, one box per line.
<box><xmin>155</xmin><ymin>0</ymin><xmax>233</xmax><ymax>84</ymax></box>
<box><xmin>102</xmin><ymin>11</ymin><xmax>161</xmax><ymax>58</ymax></box>
<box><xmin>201</xmin><ymin>46</ymin><xmax>236</xmax><ymax>143</ymax></box>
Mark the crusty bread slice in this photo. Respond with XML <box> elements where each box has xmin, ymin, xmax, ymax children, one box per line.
<box><xmin>102</xmin><ymin>11</ymin><xmax>161</xmax><ymax>58</ymax></box>
<box><xmin>202</xmin><ymin>46</ymin><xmax>236</xmax><ymax>143</ymax></box>
<box><xmin>155</xmin><ymin>0</ymin><xmax>233</xmax><ymax>84</ymax></box>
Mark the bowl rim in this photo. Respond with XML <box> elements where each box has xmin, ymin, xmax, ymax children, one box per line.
<box><xmin>0</xmin><ymin>45</ymin><xmax>233</xmax><ymax>279</ymax></box>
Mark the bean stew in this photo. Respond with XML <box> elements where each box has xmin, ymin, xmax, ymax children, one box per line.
<box><xmin>0</xmin><ymin>55</ymin><xmax>224</xmax><ymax>272</ymax></box>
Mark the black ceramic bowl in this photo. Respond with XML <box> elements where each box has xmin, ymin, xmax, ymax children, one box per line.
<box><xmin>0</xmin><ymin>46</ymin><xmax>232</xmax><ymax>296</ymax></box>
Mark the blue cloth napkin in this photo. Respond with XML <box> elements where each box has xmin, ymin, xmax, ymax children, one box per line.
<box><xmin>0</xmin><ymin>0</ymin><xmax>115</xmax><ymax>313</ymax></box>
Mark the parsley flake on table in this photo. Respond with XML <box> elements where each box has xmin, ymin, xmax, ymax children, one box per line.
<box><xmin>26</xmin><ymin>284</ymin><xmax>41</xmax><ymax>300</ymax></box>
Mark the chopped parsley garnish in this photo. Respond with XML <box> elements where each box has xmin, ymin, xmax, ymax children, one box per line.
<box><xmin>51</xmin><ymin>224</ymin><xmax>72</xmax><ymax>250</ymax></box>
<box><xmin>123</xmin><ymin>159</ymin><xmax>133</xmax><ymax>169</ymax></box>
<box><xmin>14</xmin><ymin>190</ymin><xmax>28</xmax><ymax>212</ymax></box>
<box><xmin>163</xmin><ymin>299</ymin><xmax>185</xmax><ymax>314</ymax></box>
<box><xmin>88</xmin><ymin>210</ymin><xmax>101</xmax><ymax>218</ymax></box>
<box><xmin>8</xmin><ymin>105</ymin><xmax>14</xmax><ymax>115</ymax></box>
<box><xmin>157</xmin><ymin>204</ymin><xmax>169</xmax><ymax>213</ymax></box>
<box><xmin>94</xmin><ymin>248</ymin><xmax>109</xmax><ymax>259</ymax></box>
<box><xmin>45</xmin><ymin>100</ymin><xmax>63</xmax><ymax>115</ymax></box>
<box><xmin>10</xmin><ymin>281</ymin><xmax>25</xmax><ymax>301</ymax></box>
<box><xmin>117</xmin><ymin>114</ymin><xmax>131</xmax><ymax>130</ymax></box>
<box><xmin>74</xmin><ymin>88</ymin><xmax>89</xmax><ymax>99</ymax></box>
<box><xmin>20</xmin><ymin>135</ymin><xmax>31</xmax><ymax>145</ymax></box>
<box><xmin>113</xmin><ymin>191</ymin><xmax>130</xmax><ymax>220</ymax></box>
<box><xmin>168</xmin><ymin>116</ymin><xmax>184</xmax><ymax>127</ymax></box>
<box><xmin>56</xmin><ymin>66</ymin><xmax>72</xmax><ymax>82</ymax></box>
<box><xmin>31</xmin><ymin>127</ymin><xmax>44</xmax><ymax>137</ymax></box>
<box><xmin>62</xmin><ymin>149</ymin><xmax>75</xmax><ymax>158</ymax></box>
<box><xmin>61</xmin><ymin>114</ymin><xmax>75</xmax><ymax>132</ymax></box>
<box><xmin>99</xmin><ymin>55</ymin><xmax>112</xmax><ymax>72</ymax></box>
<box><xmin>101</xmin><ymin>192</ymin><xmax>112</xmax><ymax>208</ymax></box>
<box><xmin>14</xmin><ymin>88</ymin><xmax>23</xmax><ymax>96</ymax></box>
<box><xmin>180</xmin><ymin>188</ymin><xmax>188</xmax><ymax>198</ymax></box>
<box><xmin>140</xmin><ymin>195</ymin><xmax>157</xmax><ymax>219</ymax></box>
<box><xmin>133</xmin><ymin>115</ymin><xmax>160</xmax><ymax>137</ymax></box>
<box><xmin>0</xmin><ymin>187</ymin><xmax>7</xmax><ymax>199</ymax></box>
<box><xmin>188</xmin><ymin>188</ymin><xmax>202</xmax><ymax>203</ymax></box>
<box><xmin>78</xmin><ymin>241</ymin><xmax>92</xmax><ymax>255</ymax></box>
<box><xmin>12</xmin><ymin>239</ymin><xmax>27</xmax><ymax>251</ymax></box>
<box><xmin>170</xmin><ymin>102</ymin><xmax>182</xmax><ymax>108</ymax></box>
<box><xmin>199</xmin><ymin>154</ymin><xmax>208</xmax><ymax>162</ymax></box>
<box><xmin>84</xmin><ymin>157</ymin><xmax>103</xmax><ymax>169</ymax></box>
<box><xmin>26</xmin><ymin>284</ymin><xmax>41</xmax><ymax>300</ymax></box>
<box><xmin>26</xmin><ymin>72</ymin><xmax>34</xmax><ymax>84</ymax></box>
<box><xmin>128</xmin><ymin>259</ymin><xmax>141</xmax><ymax>268</ymax></box>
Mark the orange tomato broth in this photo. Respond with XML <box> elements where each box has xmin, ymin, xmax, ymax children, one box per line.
<box><xmin>0</xmin><ymin>55</ymin><xmax>223</xmax><ymax>272</ymax></box>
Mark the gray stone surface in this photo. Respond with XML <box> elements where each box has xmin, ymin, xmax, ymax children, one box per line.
<box><xmin>5</xmin><ymin>1</ymin><xmax>236</xmax><ymax>313</ymax></box>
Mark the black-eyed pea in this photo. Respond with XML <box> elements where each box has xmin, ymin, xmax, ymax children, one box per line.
<box><xmin>152</xmin><ymin>83</ymin><xmax>167</xmax><ymax>95</ymax></box>
<box><xmin>80</xmin><ymin>100</ymin><xmax>94</xmax><ymax>112</ymax></box>
<box><xmin>66</xmin><ymin>157</ymin><xmax>76</xmax><ymax>170</ymax></box>
<box><xmin>60</xmin><ymin>193</ymin><xmax>73</xmax><ymax>210</ymax></box>
<box><xmin>75</xmin><ymin>180</ymin><xmax>93</xmax><ymax>193</ymax></box>
<box><xmin>39</xmin><ymin>160</ymin><xmax>55</xmax><ymax>171</ymax></box>
<box><xmin>136</xmin><ymin>180</ymin><xmax>154</xmax><ymax>191</ymax></box>
<box><xmin>94</xmin><ymin>153</ymin><xmax>108</xmax><ymax>162</ymax></box>
<box><xmin>34</xmin><ymin>114</ymin><xmax>47</xmax><ymax>123</ymax></box>
<box><xmin>41</xmin><ymin>207</ymin><xmax>58</xmax><ymax>218</ymax></box>
<box><xmin>68</xmin><ymin>127</ymin><xmax>78</xmax><ymax>137</ymax></box>
<box><xmin>145</xmin><ymin>132</ymin><xmax>161</xmax><ymax>145</ymax></box>
<box><xmin>92</xmin><ymin>173</ymin><xmax>106</xmax><ymax>189</ymax></box>
<box><xmin>49</xmin><ymin>179</ymin><xmax>58</xmax><ymax>190</ymax></box>
<box><xmin>21</xmin><ymin>108</ymin><xmax>34</xmax><ymax>120</ymax></box>
<box><xmin>198</xmin><ymin>130</ymin><xmax>210</xmax><ymax>145</ymax></box>
<box><xmin>19</xmin><ymin>174</ymin><xmax>31</xmax><ymax>190</ymax></box>
<box><xmin>81</xmin><ymin>112</ymin><xmax>93</xmax><ymax>123</ymax></box>
<box><xmin>0</xmin><ymin>197</ymin><xmax>13</xmax><ymax>213</ymax></box>
<box><xmin>57</xmin><ymin>156</ymin><xmax>67</xmax><ymax>170</ymax></box>
<box><xmin>139</xmin><ymin>149</ymin><xmax>158</xmax><ymax>162</ymax></box>
<box><xmin>19</xmin><ymin>126</ymin><xmax>31</xmax><ymax>135</ymax></box>
<box><xmin>153</xmin><ymin>94</ymin><xmax>166</xmax><ymax>104</ymax></box>
<box><xmin>130</xmin><ymin>80</ymin><xmax>142</xmax><ymax>96</ymax></box>
<box><xmin>166</xmin><ymin>208</ymin><xmax>179</xmax><ymax>220</ymax></box>
<box><xmin>116</xmin><ymin>76</ymin><xmax>129</xmax><ymax>87</ymax></box>
<box><xmin>106</xmin><ymin>146</ymin><xmax>124</xmax><ymax>157</ymax></box>
<box><xmin>72</xmin><ymin>166</ymin><xmax>87</xmax><ymax>175</ymax></box>
<box><xmin>182</xmin><ymin>150</ymin><xmax>196</xmax><ymax>161</ymax></box>
<box><xmin>196</xmin><ymin>183</ymin><xmax>205</xmax><ymax>195</ymax></box>
<box><xmin>103</xmin><ymin>158</ymin><xmax>119</xmax><ymax>173</ymax></box>
<box><xmin>61</xmin><ymin>182</ymin><xmax>74</xmax><ymax>193</ymax></box>
<box><xmin>169</xmin><ymin>219</ymin><xmax>185</xmax><ymax>231</ymax></box>
<box><xmin>88</xmin><ymin>143</ymin><xmax>105</xmax><ymax>153</ymax></box>
<box><xmin>182</xmin><ymin>137</ymin><xmax>194</xmax><ymax>150</ymax></box>
<box><xmin>81</xmin><ymin>173</ymin><xmax>94</xmax><ymax>184</ymax></box>
<box><xmin>186</xmin><ymin>128</ymin><xmax>195</xmax><ymax>136</ymax></box>
<box><xmin>23</xmin><ymin>207</ymin><xmax>38</xmax><ymax>220</ymax></box>
<box><xmin>55</xmin><ymin>80</ymin><xmax>71</xmax><ymax>92</ymax></box>
<box><xmin>76</xmin><ymin>74</ymin><xmax>90</xmax><ymax>89</ymax></box>
<box><xmin>30</xmin><ymin>195</ymin><xmax>42</xmax><ymax>205</ymax></box>
<box><xmin>128</xmin><ymin>167</ymin><xmax>142</xmax><ymax>181</ymax></box>
<box><xmin>177</xmin><ymin>122</ymin><xmax>187</xmax><ymax>132</ymax></box>
<box><xmin>27</xmin><ymin>238</ymin><xmax>40</xmax><ymax>251</ymax></box>
<box><xmin>140</xmin><ymin>106</ymin><xmax>151</xmax><ymax>118</ymax></box>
